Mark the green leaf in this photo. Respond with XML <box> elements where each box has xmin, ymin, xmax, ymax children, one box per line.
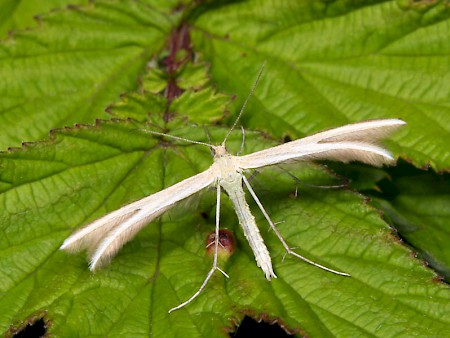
<box><xmin>0</xmin><ymin>0</ymin><xmax>175</xmax><ymax>147</ymax></box>
<box><xmin>2</xmin><ymin>0</ymin><xmax>449</xmax><ymax>171</ymax></box>
<box><xmin>373</xmin><ymin>162</ymin><xmax>450</xmax><ymax>281</ymax></box>
<box><xmin>329</xmin><ymin>160</ymin><xmax>450</xmax><ymax>283</ymax></box>
<box><xmin>1</xmin><ymin>0</ymin><xmax>450</xmax><ymax>337</ymax></box>
<box><xmin>1</xmin><ymin>116</ymin><xmax>449</xmax><ymax>337</ymax></box>
<box><xmin>190</xmin><ymin>0</ymin><xmax>450</xmax><ymax>170</ymax></box>
<box><xmin>108</xmin><ymin>62</ymin><xmax>230</xmax><ymax>124</ymax></box>
<box><xmin>0</xmin><ymin>0</ymin><xmax>88</xmax><ymax>37</ymax></box>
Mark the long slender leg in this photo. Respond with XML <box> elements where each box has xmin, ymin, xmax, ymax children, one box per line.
<box><xmin>168</xmin><ymin>185</ymin><xmax>229</xmax><ymax>313</ymax></box>
<box><xmin>279</xmin><ymin>167</ymin><xmax>348</xmax><ymax>190</ymax></box>
<box><xmin>247</xmin><ymin>169</ymin><xmax>259</xmax><ymax>183</ymax></box>
<box><xmin>242</xmin><ymin>175</ymin><xmax>350</xmax><ymax>277</ymax></box>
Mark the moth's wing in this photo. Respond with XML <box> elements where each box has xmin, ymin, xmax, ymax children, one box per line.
<box><xmin>237</xmin><ymin>119</ymin><xmax>405</xmax><ymax>169</ymax></box>
<box><xmin>60</xmin><ymin>167</ymin><xmax>216</xmax><ymax>270</ymax></box>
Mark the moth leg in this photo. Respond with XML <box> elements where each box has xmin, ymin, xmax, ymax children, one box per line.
<box><xmin>206</xmin><ymin>237</ymin><xmax>225</xmax><ymax>249</ymax></box>
<box><xmin>242</xmin><ymin>175</ymin><xmax>350</xmax><ymax>277</ymax></box>
<box><xmin>168</xmin><ymin>185</ymin><xmax>228</xmax><ymax>313</ymax></box>
<box><xmin>279</xmin><ymin>166</ymin><xmax>348</xmax><ymax>190</ymax></box>
<box><xmin>246</xmin><ymin>169</ymin><xmax>260</xmax><ymax>183</ymax></box>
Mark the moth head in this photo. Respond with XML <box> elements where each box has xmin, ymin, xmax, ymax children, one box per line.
<box><xmin>212</xmin><ymin>145</ymin><xmax>228</xmax><ymax>158</ymax></box>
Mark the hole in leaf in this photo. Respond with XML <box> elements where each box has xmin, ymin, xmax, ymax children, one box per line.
<box><xmin>12</xmin><ymin>318</ymin><xmax>46</xmax><ymax>338</ymax></box>
<box><xmin>230</xmin><ymin>316</ymin><xmax>294</xmax><ymax>337</ymax></box>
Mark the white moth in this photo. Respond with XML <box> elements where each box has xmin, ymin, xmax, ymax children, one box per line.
<box><xmin>60</xmin><ymin>73</ymin><xmax>405</xmax><ymax>312</ymax></box>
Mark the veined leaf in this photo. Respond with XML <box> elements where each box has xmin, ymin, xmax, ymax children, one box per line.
<box><xmin>1</xmin><ymin>116</ymin><xmax>449</xmax><ymax>337</ymax></box>
<box><xmin>1</xmin><ymin>0</ymin><xmax>449</xmax><ymax>337</ymax></box>
<box><xmin>0</xmin><ymin>0</ymin><xmax>175</xmax><ymax>147</ymax></box>
<box><xmin>374</xmin><ymin>162</ymin><xmax>450</xmax><ymax>282</ymax></box>
<box><xmin>0</xmin><ymin>0</ymin><xmax>88</xmax><ymax>37</ymax></box>
<box><xmin>190</xmin><ymin>0</ymin><xmax>450</xmax><ymax>170</ymax></box>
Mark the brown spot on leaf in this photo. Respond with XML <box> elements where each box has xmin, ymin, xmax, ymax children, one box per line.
<box><xmin>206</xmin><ymin>229</ymin><xmax>236</xmax><ymax>258</ymax></box>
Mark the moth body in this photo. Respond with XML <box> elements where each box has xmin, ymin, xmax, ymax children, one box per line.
<box><xmin>211</xmin><ymin>145</ymin><xmax>276</xmax><ymax>280</ymax></box>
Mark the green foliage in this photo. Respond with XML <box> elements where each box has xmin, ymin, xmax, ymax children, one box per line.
<box><xmin>0</xmin><ymin>0</ymin><xmax>449</xmax><ymax>337</ymax></box>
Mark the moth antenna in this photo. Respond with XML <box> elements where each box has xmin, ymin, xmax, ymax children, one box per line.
<box><xmin>201</xmin><ymin>126</ymin><xmax>216</xmax><ymax>157</ymax></box>
<box><xmin>222</xmin><ymin>61</ymin><xmax>266</xmax><ymax>146</ymax></box>
<box><xmin>141</xmin><ymin>129</ymin><xmax>211</xmax><ymax>148</ymax></box>
<box><xmin>236</xmin><ymin>126</ymin><xmax>246</xmax><ymax>155</ymax></box>
<box><xmin>203</xmin><ymin>125</ymin><xmax>213</xmax><ymax>145</ymax></box>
